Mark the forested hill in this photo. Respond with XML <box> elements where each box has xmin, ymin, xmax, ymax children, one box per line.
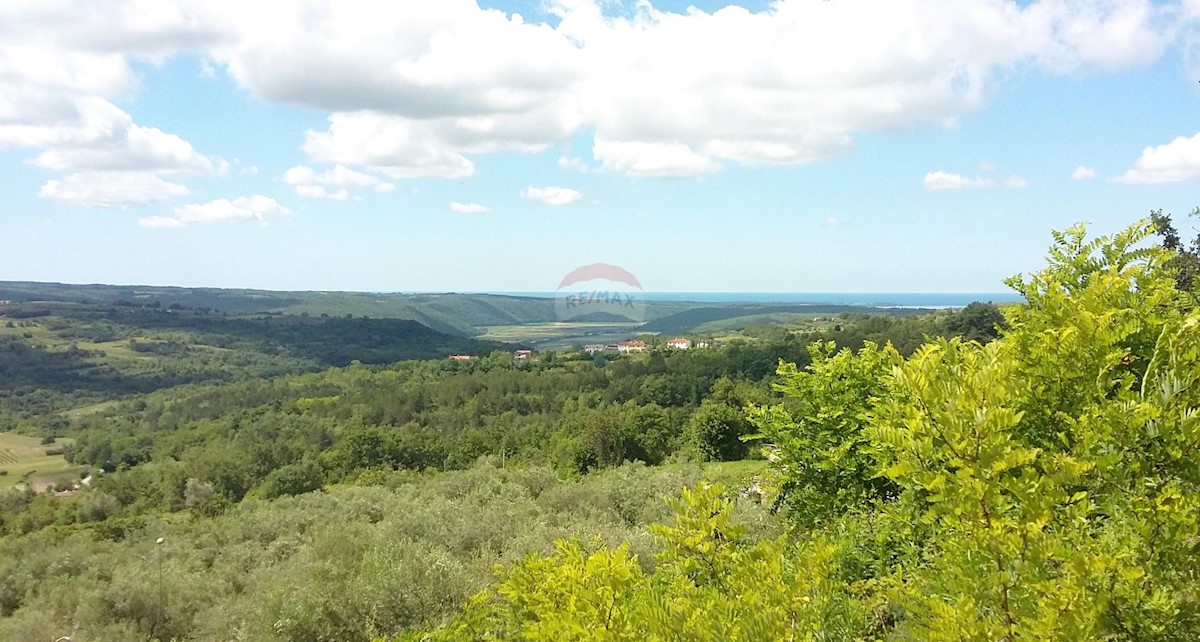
<box><xmin>2</xmin><ymin>282</ymin><xmax>706</xmax><ymax>336</ymax></box>
<box><xmin>0</xmin><ymin>301</ymin><xmax>506</xmax><ymax>431</ymax></box>
<box><xmin>637</xmin><ymin>303</ymin><xmax>929</xmax><ymax>335</ymax></box>
<box><xmin>0</xmin><ymin>281</ymin><xmax>927</xmax><ymax>338</ymax></box>
<box><xmin>0</xmin><ymin>282</ymin><xmax>562</xmax><ymax>336</ymax></box>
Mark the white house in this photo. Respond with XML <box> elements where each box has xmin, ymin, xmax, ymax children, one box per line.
<box><xmin>666</xmin><ymin>337</ymin><xmax>692</xmax><ymax>350</ymax></box>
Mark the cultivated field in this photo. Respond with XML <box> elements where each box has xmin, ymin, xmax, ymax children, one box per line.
<box><xmin>0</xmin><ymin>432</ymin><xmax>80</xmax><ymax>491</ymax></box>
<box><xmin>479</xmin><ymin>322</ymin><xmax>646</xmax><ymax>348</ymax></box>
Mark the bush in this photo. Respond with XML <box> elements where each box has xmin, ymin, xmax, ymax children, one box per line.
<box><xmin>255</xmin><ymin>459</ymin><xmax>324</xmax><ymax>500</ymax></box>
<box><xmin>685</xmin><ymin>401</ymin><xmax>750</xmax><ymax>461</ymax></box>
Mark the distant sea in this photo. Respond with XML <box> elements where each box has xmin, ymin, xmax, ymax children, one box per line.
<box><xmin>485</xmin><ymin>292</ymin><xmax>1025</xmax><ymax>309</ymax></box>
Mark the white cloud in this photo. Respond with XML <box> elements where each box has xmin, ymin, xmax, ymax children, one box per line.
<box><xmin>140</xmin><ymin>194</ymin><xmax>293</xmax><ymax>228</ymax></box>
<box><xmin>521</xmin><ymin>185</ymin><xmax>582</xmax><ymax>206</ymax></box>
<box><xmin>295</xmin><ymin>185</ymin><xmax>350</xmax><ymax>201</ymax></box>
<box><xmin>924</xmin><ymin>170</ymin><xmax>1028</xmax><ymax>190</ymax></box>
<box><xmin>449</xmin><ymin>202</ymin><xmax>491</xmax><ymax>214</ymax></box>
<box><xmin>283</xmin><ymin>164</ymin><xmax>395</xmax><ymax>199</ymax></box>
<box><xmin>208</xmin><ymin>0</ymin><xmax>1178</xmax><ymax>178</ymax></box>
<box><xmin>38</xmin><ymin>171</ymin><xmax>189</xmax><ymax>207</ymax></box>
<box><xmin>1115</xmin><ymin>132</ymin><xmax>1200</xmax><ymax>184</ymax></box>
<box><xmin>978</xmin><ymin>161</ymin><xmax>998</xmax><ymax>172</ymax></box>
<box><xmin>557</xmin><ymin>155</ymin><xmax>590</xmax><ymax>173</ymax></box>
<box><xmin>30</xmin><ymin>120</ymin><xmax>222</xmax><ymax>174</ymax></box>
<box><xmin>0</xmin><ymin>96</ymin><xmax>223</xmax><ymax>179</ymax></box>
<box><xmin>0</xmin><ymin>0</ymin><xmax>1187</xmax><ymax>189</ymax></box>
<box><xmin>592</xmin><ymin>139</ymin><xmax>721</xmax><ymax>177</ymax></box>
<box><xmin>301</xmin><ymin>113</ymin><xmax>476</xmax><ymax>179</ymax></box>
<box><xmin>923</xmin><ymin>171</ymin><xmax>996</xmax><ymax>190</ymax></box>
<box><xmin>0</xmin><ymin>2</ymin><xmax>227</xmax><ymax>204</ymax></box>
<box><xmin>824</xmin><ymin>216</ymin><xmax>841</xmax><ymax>227</ymax></box>
<box><xmin>1071</xmin><ymin>165</ymin><xmax>1097</xmax><ymax>180</ymax></box>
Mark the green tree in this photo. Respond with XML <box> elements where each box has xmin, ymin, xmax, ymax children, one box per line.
<box><xmin>1150</xmin><ymin>207</ymin><xmax>1200</xmax><ymax>298</ymax></box>
<box><xmin>685</xmin><ymin>401</ymin><xmax>750</xmax><ymax>461</ymax></box>
<box><xmin>747</xmin><ymin>340</ymin><xmax>898</xmax><ymax>524</ymax></box>
<box><xmin>256</xmin><ymin>458</ymin><xmax>324</xmax><ymax>499</ymax></box>
<box><xmin>944</xmin><ymin>301</ymin><xmax>1007</xmax><ymax>342</ymax></box>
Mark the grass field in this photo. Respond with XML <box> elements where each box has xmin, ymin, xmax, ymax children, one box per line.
<box><xmin>480</xmin><ymin>322</ymin><xmax>646</xmax><ymax>348</ymax></box>
<box><xmin>0</xmin><ymin>432</ymin><xmax>81</xmax><ymax>490</ymax></box>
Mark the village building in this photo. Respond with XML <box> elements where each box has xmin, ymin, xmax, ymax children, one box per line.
<box><xmin>617</xmin><ymin>340</ymin><xmax>646</xmax><ymax>353</ymax></box>
<box><xmin>514</xmin><ymin>349</ymin><xmax>533</xmax><ymax>360</ymax></box>
<box><xmin>666</xmin><ymin>337</ymin><xmax>692</xmax><ymax>350</ymax></box>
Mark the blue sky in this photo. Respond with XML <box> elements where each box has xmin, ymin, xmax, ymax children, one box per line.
<box><xmin>1</xmin><ymin>0</ymin><xmax>1198</xmax><ymax>293</ymax></box>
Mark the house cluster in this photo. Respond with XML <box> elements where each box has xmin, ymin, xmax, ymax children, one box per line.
<box><xmin>584</xmin><ymin>338</ymin><xmax>714</xmax><ymax>354</ymax></box>
<box><xmin>665</xmin><ymin>337</ymin><xmax>713</xmax><ymax>350</ymax></box>
<box><xmin>584</xmin><ymin>339</ymin><xmax>646</xmax><ymax>354</ymax></box>
<box><xmin>449</xmin><ymin>349</ymin><xmax>536</xmax><ymax>362</ymax></box>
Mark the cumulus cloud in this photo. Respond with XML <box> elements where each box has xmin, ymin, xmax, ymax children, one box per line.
<box><xmin>592</xmin><ymin>139</ymin><xmax>721</xmax><ymax>177</ymax></box>
<box><xmin>0</xmin><ymin>109</ymin><xmax>222</xmax><ymax>207</ymax></box>
<box><xmin>1071</xmin><ymin>165</ymin><xmax>1098</xmax><ymax>180</ymax></box>
<box><xmin>449</xmin><ymin>202</ymin><xmax>491</xmax><ymax>214</ymax></box>
<box><xmin>301</xmin><ymin>112</ymin><xmax>476</xmax><ymax>180</ymax></box>
<box><xmin>824</xmin><ymin>216</ymin><xmax>841</xmax><ymax>227</ymax></box>
<box><xmin>139</xmin><ymin>194</ymin><xmax>292</xmax><ymax>228</ymax></box>
<box><xmin>0</xmin><ymin>0</ymin><xmax>1190</xmax><ymax>193</ymax></box>
<box><xmin>0</xmin><ymin>1</ymin><xmax>226</xmax><ymax>205</ymax></box>
<box><xmin>283</xmin><ymin>164</ymin><xmax>395</xmax><ymax>199</ymax></box>
<box><xmin>521</xmin><ymin>185</ymin><xmax>582</xmax><ymax>206</ymax></box>
<box><xmin>924</xmin><ymin>170</ymin><xmax>1027</xmax><ymax>190</ymax></box>
<box><xmin>923</xmin><ymin>171</ymin><xmax>996</xmax><ymax>190</ymax></box>
<box><xmin>38</xmin><ymin>171</ymin><xmax>189</xmax><ymax>207</ymax></box>
<box><xmin>1115</xmin><ymin>132</ymin><xmax>1200</xmax><ymax>183</ymax></box>
<box><xmin>210</xmin><ymin>0</ymin><xmax>1181</xmax><ymax>178</ymax></box>
<box><xmin>295</xmin><ymin>185</ymin><xmax>350</xmax><ymax>201</ymax></box>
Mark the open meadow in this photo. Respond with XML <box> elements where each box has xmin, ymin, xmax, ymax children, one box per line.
<box><xmin>479</xmin><ymin>321</ymin><xmax>647</xmax><ymax>348</ymax></box>
<box><xmin>0</xmin><ymin>432</ymin><xmax>80</xmax><ymax>491</ymax></box>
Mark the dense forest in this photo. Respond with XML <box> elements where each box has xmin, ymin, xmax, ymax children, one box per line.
<box><xmin>1</xmin><ymin>214</ymin><xmax>1197</xmax><ymax>640</ymax></box>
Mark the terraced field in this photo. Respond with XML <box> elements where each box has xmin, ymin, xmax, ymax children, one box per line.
<box><xmin>0</xmin><ymin>432</ymin><xmax>80</xmax><ymax>490</ymax></box>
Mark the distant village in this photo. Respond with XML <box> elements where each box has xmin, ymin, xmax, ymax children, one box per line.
<box><xmin>448</xmin><ymin>337</ymin><xmax>715</xmax><ymax>362</ymax></box>
<box><xmin>582</xmin><ymin>337</ymin><xmax>714</xmax><ymax>353</ymax></box>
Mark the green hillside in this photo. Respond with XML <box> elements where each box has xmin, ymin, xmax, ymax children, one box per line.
<box><xmin>0</xmin><ymin>301</ymin><xmax>506</xmax><ymax>432</ymax></box>
<box><xmin>638</xmin><ymin>303</ymin><xmax>927</xmax><ymax>336</ymax></box>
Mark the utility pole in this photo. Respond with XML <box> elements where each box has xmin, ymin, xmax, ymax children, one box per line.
<box><xmin>153</xmin><ymin>537</ymin><xmax>165</xmax><ymax>639</ymax></box>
